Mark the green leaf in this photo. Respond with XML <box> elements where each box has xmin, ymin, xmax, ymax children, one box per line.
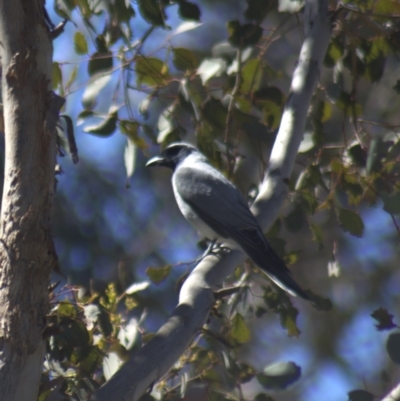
<box><xmin>229</xmin><ymin>313</ymin><xmax>251</xmax><ymax>344</ymax></box>
<box><xmin>120</xmin><ymin>120</ymin><xmax>147</xmax><ymax>150</ymax></box>
<box><xmin>172</xmin><ymin>47</ymin><xmax>199</xmax><ymax>71</ymax></box>
<box><xmin>74</xmin><ymin>345</ymin><xmax>102</xmax><ymax>375</ymax></box>
<box><xmin>253</xmin><ymin>86</ymin><xmax>284</xmax><ymax>105</ymax></box>
<box><xmin>245</xmin><ymin>0</ymin><xmax>274</xmax><ymax>22</ymax></box>
<box><xmin>324</xmin><ymin>38</ymin><xmax>344</xmax><ymax>68</ymax></box>
<box><xmin>178</xmin><ymin>1</ymin><xmax>201</xmax><ymax>21</ymax></box>
<box><xmin>52</xmin><ymin>62</ymin><xmax>62</xmax><ymax>89</ymax></box>
<box><xmin>257</xmin><ymin>361</ymin><xmax>301</xmax><ymax>390</ymax></box>
<box><xmin>59</xmin><ymin>320</ymin><xmax>90</xmax><ymax>347</ymax></box>
<box><xmin>201</xmin><ymin>98</ymin><xmax>228</xmax><ymax>131</ymax></box>
<box><xmin>254</xmin><ymin>394</ymin><xmax>276</xmax><ymax>401</ymax></box>
<box><xmin>387</xmin><ymin>332</ymin><xmax>400</xmax><ymax>364</ymax></box>
<box><xmin>240</xmin><ymin>59</ymin><xmax>263</xmax><ymax>93</ymax></box>
<box><xmin>393</xmin><ymin>79</ymin><xmax>400</xmax><ymax>94</ymax></box>
<box><xmin>82</xmin><ymin>74</ymin><xmax>112</xmax><ymax>109</ymax></box>
<box><xmin>58</xmin><ymin>301</ymin><xmax>77</xmax><ymax>322</ymax></box>
<box><xmin>337</xmin><ymin>208</ymin><xmax>364</xmax><ymax>237</ymax></box>
<box><xmin>84</xmin><ymin>113</ymin><xmax>117</xmax><ymax>137</ymax></box>
<box><xmin>197</xmin><ymin>58</ymin><xmax>227</xmax><ymax>84</ymax></box>
<box><xmin>371</xmin><ymin>308</ymin><xmax>397</xmax><ymax>331</ymax></box>
<box><xmin>146</xmin><ymin>265</ymin><xmax>172</xmax><ymax>285</ymax></box>
<box><xmin>227</xmin><ymin>20</ymin><xmax>263</xmax><ymax>48</ymax></box>
<box><xmin>309</xmin><ymin>223</ymin><xmax>324</xmax><ymax>251</ymax></box>
<box><xmin>65</xmin><ymin>65</ymin><xmax>78</xmax><ymax>92</ymax></box>
<box><xmin>138</xmin><ymin>0</ymin><xmax>166</xmax><ymax>26</ymax></box>
<box><xmin>74</xmin><ymin>31</ymin><xmax>88</xmax><ymax>55</ymax></box>
<box><xmin>348</xmin><ymin>389</ymin><xmax>374</xmax><ymax>401</ymax></box>
<box><xmin>88</xmin><ymin>51</ymin><xmax>113</xmax><ymax>76</ymax></box>
<box><xmin>98</xmin><ymin>306</ymin><xmax>113</xmax><ymax>337</ymax></box>
<box><xmin>135</xmin><ymin>56</ymin><xmax>170</xmax><ymax>87</ymax></box>
<box><xmin>382</xmin><ymin>191</ymin><xmax>400</xmax><ymax>215</ymax></box>
<box><xmin>284</xmin><ymin>206</ymin><xmax>305</xmax><ymax>233</ymax></box>
<box><xmin>124</xmin><ymin>139</ymin><xmax>136</xmax><ymax>178</ymax></box>
<box><xmin>348</xmin><ymin>144</ymin><xmax>366</xmax><ymax>167</ymax></box>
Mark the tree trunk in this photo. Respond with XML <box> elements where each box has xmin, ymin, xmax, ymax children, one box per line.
<box><xmin>0</xmin><ymin>1</ymin><xmax>59</xmax><ymax>400</ymax></box>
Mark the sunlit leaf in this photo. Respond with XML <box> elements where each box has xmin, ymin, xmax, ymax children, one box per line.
<box><xmin>146</xmin><ymin>265</ymin><xmax>172</xmax><ymax>285</ymax></box>
<box><xmin>124</xmin><ymin>139</ymin><xmax>136</xmax><ymax>178</ymax></box>
<box><xmin>197</xmin><ymin>58</ymin><xmax>227</xmax><ymax>84</ymax></box>
<box><xmin>257</xmin><ymin>361</ymin><xmax>301</xmax><ymax>389</ymax></box>
<box><xmin>229</xmin><ymin>313</ymin><xmax>251</xmax><ymax>344</ymax></box>
<box><xmin>135</xmin><ymin>56</ymin><xmax>170</xmax><ymax>87</ymax></box>
<box><xmin>82</xmin><ymin>74</ymin><xmax>112</xmax><ymax>109</ymax></box>
<box><xmin>125</xmin><ymin>281</ymin><xmax>150</xmax><ymax>294</ymax></box>
<box><xmin>74</xmin><ymin>31</ymin><xmax>88</xmax><ymax>55</ymax></box>
<box><xmin>52</xmin><ymin>62</ymin><xmax>62</xmax><ymax>89</ymax></box>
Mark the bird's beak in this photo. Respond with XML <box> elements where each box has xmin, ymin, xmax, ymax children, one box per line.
<box><xmin>146</xmin><ymin>156</ymin><xmax>166</xmax><ymax>167</ymax></box>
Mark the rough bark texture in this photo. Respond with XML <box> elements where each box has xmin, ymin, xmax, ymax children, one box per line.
<box><xmin>0</xmin><ymin>1</ymin><xmax>57</xmax><ymax>400</ymax></box>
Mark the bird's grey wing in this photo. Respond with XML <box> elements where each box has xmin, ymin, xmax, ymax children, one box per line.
<box><xmin>174</xmin><ymin>165</ymin><xmax>258</xmax><ymax>239</ymax></box>
<box><xmin>174</xmin><ymin>165</ymin><xmax>309</xmax><ymax>300</ymax></box>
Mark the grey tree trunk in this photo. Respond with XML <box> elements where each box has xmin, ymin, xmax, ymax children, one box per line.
<box><xmin>0</xmin><ymin>1</ymin><xmax>59</xmax><ymax>400</ymax></box>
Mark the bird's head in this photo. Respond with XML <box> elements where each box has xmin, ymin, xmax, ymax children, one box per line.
<box><xmin>146</xmin><ymin>142</ymin><xmax>198</xmax><ymax>170</ymax></box>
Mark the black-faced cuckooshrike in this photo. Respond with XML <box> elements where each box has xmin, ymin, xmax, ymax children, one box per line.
<box><xmin>146</xmin><ymin>143</ymin><xmax>309</xmax><ymax>300</ymax></box>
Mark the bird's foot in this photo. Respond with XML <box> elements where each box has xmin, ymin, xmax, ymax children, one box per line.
<box><xmin>195</xmin><ymin>240</ymin><xmax>231</xmax><ymax>265</ymax></box>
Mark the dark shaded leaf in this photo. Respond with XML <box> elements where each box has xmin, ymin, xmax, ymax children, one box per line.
<box><xmin>146</xmin><ymin>265</ymin><xmax>172</xmax><ymax>285</ymax></box>
<box><xmin>348</xmin><ymin>389</ymin><xmax>374</xmax><ymax>401</ymax></box>
<box><xmin>254</xmin><ymin>394</ymin><xmax>276</xmax><ymax>401</ymax></box>
<box><xmin>348</xmin><ymin>144</ymin><xmax>366</xmax><ymax>167</ymax></box>
<box><xmin>178</xmin><ymin>1</ymin><xmax>201</xmax><ymax>21</ymax></box>
<box><xmin>393</xmin><ymin>79</ymin><xmax>400</xmax><ymax>94</ymax></box>
<box><xmin>98</xmin><ymin>305</ymin><xmax>113</xmax><ymax>337</ymax></box>
<box><xmin>138</xmin><ymin>0</ymin><xmax>166</xmax><ymax>26</ymax></box>
<box><xmin>88</xmin><ymin>51</ymin><xmax>113</xmax><ymax>76</ymax></box>
<box><xmin>337</xmin><ymin>208</ymin><xmax>364</xmax><ymax>237</ymax></box>
<box><xmin>59</xmin><ymin>320</ymin><xmax>90</xmax><ymax>347</ymax></box>
<box><xmin>245</xmin><ymin>0</ymin><xmax>275</xmax><ymax>22</ymax></box>
<box><xmin>309</xmin><ymin>223</ymin><xmax>324</xmax><ymax>251</ymax></box>
<box><xmin>284</xmin><ymin>206</ymin><xmax>305</xmax><ymax>233</ymax></box>
<box><xmin>257</xmin><ymin>361</ymin><xmax>301</xmax><ymax>390</ymax></box>
<box><xmin>227</xmin><ymin>20</ymin><xmax>263</xmax><ymax>48</ymax></box>
<box><xmin>85</xmin><ymin>114</ymin><xmax>117</xmax><ymax>137</ymax></box>
<box><xmin>381</xmin><ymin>191</ymin><xmax>400</xmax><ymax>215</ymax></box>
<box><xmin>387</xmin><ymin>332</ymin><xmax>400</xmax><ymax>364</ymax></box>
<box><xmin>172</xmin><ymin>47</ymin><xmax>199</xmax><ymax>71</ymax></box>
<box><xmin>371</xmin><ymin>308</ymin><xmax>397</xmax><ymax>331</ymax></box>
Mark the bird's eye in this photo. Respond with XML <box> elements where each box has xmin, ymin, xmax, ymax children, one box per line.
<box><xmin>164</xmin><ymin>146</ymin><xmax>182</xmax><ymax>159</ymax></box>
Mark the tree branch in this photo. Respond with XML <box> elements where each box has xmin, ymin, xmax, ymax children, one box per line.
<box><xmin>94</xmin><ymin>1</ymin><xmax>331</xmax><ymax>400</ymax></box>
<box><xmin>380</xmin><ymin>383</ymin><xmax>400</xmax><ymax>401</ymax></box>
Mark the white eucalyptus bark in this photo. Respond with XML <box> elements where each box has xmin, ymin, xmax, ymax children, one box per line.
<box><xmin>95</xmin><ymin>1</ymin><xmax>331</xmax><ymax>400</ymax></box>
<box><xmin>0</xmin><ymin>1</ymin><xmax>58</xmax><ymax>400</ymax></box>
<box><xmin>380</xmin><ymin>384</ymin><xmax>400</xmax><ymax>401</ymax></box>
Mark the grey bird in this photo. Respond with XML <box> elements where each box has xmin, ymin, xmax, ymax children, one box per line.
<box><xmin>146</xmin><ymin>142</ymin><xmax>309</xmax><ymax>300</ymax></box>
